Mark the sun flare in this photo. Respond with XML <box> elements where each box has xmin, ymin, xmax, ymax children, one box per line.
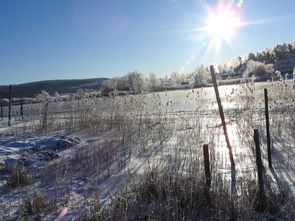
<box><xmin>206</xmin><ymin>11</ymin><xmax>241</xmax><ymax>40</ymax></box>
<box><xmin>204</xmin><ymin>1</ymin><xmax>243</xmax><ymax>47</ymax></box>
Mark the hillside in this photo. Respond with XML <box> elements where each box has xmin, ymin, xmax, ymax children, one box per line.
<box><xmin>0</xmin><ymin>78</ymin><xmax>108</xmax><ymax>99</ymax></box>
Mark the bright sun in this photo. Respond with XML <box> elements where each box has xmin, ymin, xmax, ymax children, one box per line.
<box><xmin>204</xmin><ymin>2</ymin><xmax>242</xmax><ymax>46</ymax></box>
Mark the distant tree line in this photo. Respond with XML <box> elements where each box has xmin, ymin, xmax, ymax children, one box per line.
<box><xmin>1</xmin><ymin>42</ymin><xmax>294</xmax><ymax>98</ymax></box>
<box><xmin>0</xmin><ymin>78</ymin><xmax>107</xmax><ymax>99</ymax></box>
<box><xmin>218</xmin><ymin>42</ymin><xmax>295</xmax><ymax>78</ymax></box>
<box><xmin>102</xmin><ymin>42</ymin><xmax>295</xmax><ymax>93</ymax></box>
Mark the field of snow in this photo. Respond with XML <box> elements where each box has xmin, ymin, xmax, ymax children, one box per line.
<box><xmin>0</xmin><ymin>80</ymin><xmax>294</xmax><ymax>220</ymax></box>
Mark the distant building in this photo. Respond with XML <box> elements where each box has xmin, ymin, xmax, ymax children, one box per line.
<box><xmin>180</xmin><ymin>81</ymin><xmax>190</xmax><ymax>86</ymax></box>
<box><xmin>160</xmin><ymin>79</ymin><xmax>173</xmax><ymax>87</ymax></box>
<box><xmin>217</xmin><ymin>72</ymin><xmax>228</xmax><ymax>80</ymax></box>
<box><xmin>274</xmin><ymin>58</ymin><xmax>295</xmax><ymax>74</ymax></box>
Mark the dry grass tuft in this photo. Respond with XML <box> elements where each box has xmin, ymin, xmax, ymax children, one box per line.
<box><xmin>20</xmin><ymin>190</ymin><xmax>56</xmax><ymax>219</ymax></box>
<box><xmin>6</xmin><ymin>165</ymin><xmax>30</xmax><ymax>187</ymax></box>
<box><xmin>79</xmin><ymin>169</ymin><xmax>293</xmax><ymax>220</ymax></box>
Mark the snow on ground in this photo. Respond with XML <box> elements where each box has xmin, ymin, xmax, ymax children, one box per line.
<box><xmin>0</xmin><ymin>133</ymin><xmax>82</xmax><ymax>219</ymax></box>
<box><xmin>0</xmin><ymin>81</ymin><xmax>294</xmax><ymax>219</ymax></box>
<box><xmin>0</xmin><ymin>114</ymin><xmax>294</xmax><ymax>219</ymax></box>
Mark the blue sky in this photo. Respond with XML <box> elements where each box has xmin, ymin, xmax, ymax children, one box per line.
<box><xmin>0</xmin><ymin>0</ymin><xmax>295</xmax><ymax>84</ymax></box>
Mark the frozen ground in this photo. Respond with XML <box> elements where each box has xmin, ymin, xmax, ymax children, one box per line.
<box><xmin>0</xmin><ymin>81</ymin><xmax>294</xmax><ymax>220</ymax></box>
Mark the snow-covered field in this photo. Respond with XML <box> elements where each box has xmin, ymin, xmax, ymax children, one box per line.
<box><xmin>0</xmin><ymin>80</ymin><xmax>294</xmax><ymax>220</ymax></box>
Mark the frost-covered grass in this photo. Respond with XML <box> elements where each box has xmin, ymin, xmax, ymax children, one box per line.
<box><xmin>0</xmin><ymin>80</ymin><xmax>294</xmax><ymax>220</ymax></box>
<box><xmin>79</xmin><ymin>169</ymin><xmax>293</xmax><ymax>221</ymax></box>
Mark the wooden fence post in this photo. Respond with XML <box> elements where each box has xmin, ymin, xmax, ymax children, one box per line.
<box><xmin>8</xmin><ymin>85</ymin><xmax>12</xmax><ymax>126</ymax></box>
<box><xmin>203</xmin><ymin>144</ymin><xmax>211</xmax><ymax>187</ymax></box>
<box><xmin>210</xmin><ymin>65</ymin><xmax>235</xmax><ymax>166</ymax></box>
<box><xmin>254</xmin><ymin>129</ymin><xmax>265</xmax><ymax>210</ymax></box>
<box><xmin>41</xmin><ymin>101</ymin><xmax>49</xmax><ymax>134</ymax></box>
<box><xmin>1</xmin><ymin>104</ymin><xmax>3</xmax><ymax>120</ymax></box>
<box><xmin>20</xmin><ymin>100</ymin><xmax>24</xmax><ymax>120</ymax></box>
<box><xmin>264</xmin><ymin>88</ymin><xmax>272</xmax><ymax>168</ymax></box>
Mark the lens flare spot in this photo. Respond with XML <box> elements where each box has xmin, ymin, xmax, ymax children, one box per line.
<box><xmin>237</xmin><ymin>0</ymin><xmax>245</xmax><ymax>8</ymax></box>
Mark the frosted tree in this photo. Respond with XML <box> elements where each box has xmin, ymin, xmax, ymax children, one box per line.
<box><xmin>170</xmin><ymin>72</ymin><xmax>184</xmax><ymax>86</ymax></box>
<box><xmin>101</xmin><ymin>79</ymin><xmax>117</xmax><ymax>92</ymax></box>
<box><xmin>115</xmin><ymin>77</ymin><xmax>128</xmax><ymax>91</ymax></box>
<box><xmin>127</xmin><ymin>71</ymin><xmax>144</xmax><ymax>93</ymax></box>
<box><xmin>36</xmin><ymin>90</ymin><xmax>52</xmax><ymax>134</ymax></box>
<box><xmin>36</xmin><ymin>90</ymin><xmax>51</xmax><ymax>102</ymax></box>
<box><xmin>194</xmin><ymin>65</ymin><xmax>210</xmax><ymax>86</ymax></box>
<box><xmin>243</xmin><ymin>61</ymin><xmax>273</xmax><ymax>78</ymax></box>
<box><xmin>149</xmin><ymin>72</ymin><xmax>160</xmax><ymax>90</ymax></box>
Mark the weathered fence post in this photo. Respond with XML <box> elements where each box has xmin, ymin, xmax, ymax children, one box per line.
<box><xmin>1</xmin><ymin>104</ymin><xmax>3</xmax><ymax>120</ymax></box>
<box><xmin>254</xmin><ymin>129</ymin><xmax>265</xmax><ymax>210</ymax></box>
<box><xmin>203</xmin><ymin>144</ymin><xmax>211</xmax><ymax>187</ymax></box>
<box><xmin>210</xmin><ymin>65</ymin><xmax>235</xmax><ymax>166</ymax></box>
<box><xmin>20</xmin><ymin>100</ymin><xmax>24</xmax><ymax>120</ymax></box>
<box><xmin>41</xmin><ymin>101</ymin><xmax>49</xmax><ymax>134</ymax></box>
<box><xmin>203</xmin><ymin>143</ymin><xmax>211</xmax><ymax>212</ymax></box>
<box><xmin>264</xmin><ymin>88</ymin><xmax>272</xmax><ymax>168</ymax></box>
<box><xmin>8</xmin><ymin>85</ymin><xmax>12</xmax><ymax>126</ymax></box>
